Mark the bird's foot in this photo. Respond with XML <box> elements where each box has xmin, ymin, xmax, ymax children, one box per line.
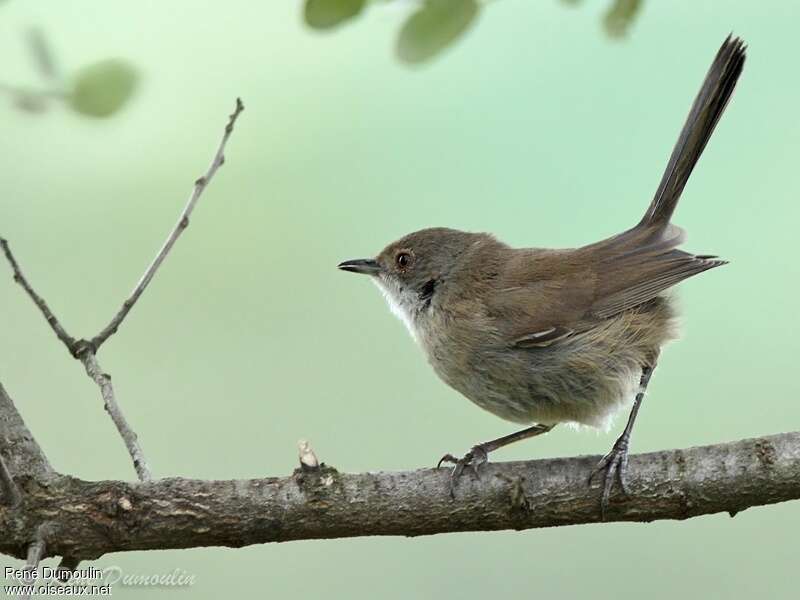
<box><xmin>437</xmin><ymin>444</ymin><xmax>489</xmax><ymax>497</ymax></box>
<box><xmin>588</xmin><ymin>433</ymin><xmax>631</xmax><ymax>519</ymax></box>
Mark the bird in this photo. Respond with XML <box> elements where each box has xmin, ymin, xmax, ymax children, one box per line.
<box><xmin>338</xmin><ymin>36</ymin><xmax>745</xmax><ymax>515</ymax></box>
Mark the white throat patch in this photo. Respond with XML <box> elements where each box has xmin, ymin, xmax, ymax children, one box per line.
<box><xmin>373</xmin><ymin>277</ymin><xmax>419</xmax><ymax>342</ymax></box>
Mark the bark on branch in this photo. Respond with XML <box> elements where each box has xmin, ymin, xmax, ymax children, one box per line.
<box><xmin>0</xmin><ymin>415</ymin><xmax>798</xmax><ymax>561</ymax></box>
<box><xmin>0</xmin><ymin>384</ymin><xmax>52</xmax><ymax>480</ymax></box>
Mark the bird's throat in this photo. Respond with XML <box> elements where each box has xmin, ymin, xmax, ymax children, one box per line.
<box><xmin>372</xmin><ymin>279</ymin><xmax>419</xmax><ymax>342</ymax></box>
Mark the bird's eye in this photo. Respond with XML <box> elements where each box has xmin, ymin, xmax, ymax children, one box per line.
<box><xmin>396</xmin><ymin>252</ymin><xmax>411</xmax><ymax>268</ymax></box>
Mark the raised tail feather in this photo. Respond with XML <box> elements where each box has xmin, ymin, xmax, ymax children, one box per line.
<box><xmin>640</xmin><ymin>35</ymin><xmax>746</xmax><ymax>228</ymax></box>
<box><xmin>578</xmin><ymin>37</ymin><xmax>744</xmax><ymax>319</ymax></box>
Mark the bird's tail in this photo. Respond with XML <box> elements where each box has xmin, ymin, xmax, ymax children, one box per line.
<box><xmin>639</xmin><ymin>35</ymin><xmax>746</xmax><ymax>229</ymax></box>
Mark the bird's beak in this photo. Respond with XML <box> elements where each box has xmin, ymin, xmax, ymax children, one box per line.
<box><xmin>337</xmin><ymin>258</ymin><xmax>381</xmax><ymax>275</ymax></box>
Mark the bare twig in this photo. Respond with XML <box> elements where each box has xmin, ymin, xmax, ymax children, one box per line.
<box><xmin>26</xmin><ymin>28</ymin><xmax>61</xmax><ymax>82</ymax></box>
<box><xmin>0</xmin><ymin>454</ymin><xmax>22</xmax><ymax>507</ymax></box>
<box><xmin>81</xmin><ymin>353</ymin><xmax>151</xmax><ymax>481</ymax></box>
<box><xmin>1</xmin><ymin>100</ymin><xmax>246</xmax><ymax>482</ymax></box>
<box><xmin>0</xmin><ymin>238</ymin><xmax>78</xmax><ymax>355</ymax></box>
<box><xmin>0</xmin><ymin>240</ymin><xmax>149</xmax><ymax>480</ymax></box>
<box><xmin>91</xmin><ymin>97</ymin><xmax>245</xmax><ymax>350</ymax></box>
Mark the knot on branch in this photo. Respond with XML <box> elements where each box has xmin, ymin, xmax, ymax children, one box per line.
<box><xmin>69</xmin><ymin>338</ymin><xmax>96</xmax><ymax>359</ymax></box>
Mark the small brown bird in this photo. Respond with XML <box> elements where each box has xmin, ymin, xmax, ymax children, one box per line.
<box><xmin>339</xmin><ymin>36</ymin><xmax>745</xmax><ymax>514</ymax></box>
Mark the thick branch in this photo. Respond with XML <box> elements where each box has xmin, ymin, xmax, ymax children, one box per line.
<box><xmin>91</xmin><ymin>97</ymin><xmax>245</xmax><ymax>349</ymax></box>
<box><xmin>0</xmin><ymin>384</ymin><xmax>52</xmax><ymax>480</ymax></box>
<box><xmin>0</xmin><ymin>431</ymin><xmax>797</xmax><ymax>561</ymax></box>
<box><xmin>0</xmin><ymin>455</ymin><xmax>22</xmax><ymax>507</ymax></box>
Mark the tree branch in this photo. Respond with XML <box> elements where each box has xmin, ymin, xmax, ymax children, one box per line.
<box><xmin>0</xmin><ymin>238</ymin><xmax>150</xmax><ymax>480</ymax></box>
<box><xmin>19</xmin><ymin>529</ymin><xmax>47</xmax><ymax>600</ymax></box>
<box><xmin>0</xmin><ymin>238</ymin><xmax>78</xmax><ymax>355</ymax></box>
<box><xmin>91</xmin><ymin>97</ymin><xmax>245</xmax><ymax>350</ymax></box>
<box><xmin>23</xmin><ymin>534</ymin><xmax>45</xmax><ymax>583</ymax></box>
<box><xmin>0</xmin><ymin>98</ymin><xmax>245</xmax><ymax>481</ymax></box>
<box><xmin>81</xmin><ymin>353</ymin><xmax>151</xmax><ymax>481</ymax></box>
<box><xmin>55</xmin><ymin>557</ymin><xmax>80</xmax><ymax>584</ymax></box>
<box><xmin>0</xmin><ymin>429</ymin><xmax>798</xmax><ymax>561</ymax></box>
<box><xmin>0</xmin><ymin>383</ymin><xmax>52</xmax><ymax>480</ymax></box>
<box><xmin>0</xmin><ymin>455</ymin><xmax>22</xmax><ymax>507</ymax></box>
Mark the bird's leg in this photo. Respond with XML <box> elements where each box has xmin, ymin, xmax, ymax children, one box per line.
<box><xmin>589</xmin><ymin>359</ymin><xmax>658</xmax><ymax>518</ymax></box>
<box><xmin>438</xmin><ymin>423</ymin><xmax>555</xmax><ymax>496</ymax></box>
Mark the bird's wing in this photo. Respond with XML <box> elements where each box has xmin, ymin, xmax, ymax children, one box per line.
<box><xmin>486</xmin><ymin>249</ymin><xmax>599</xmax><ymax>344</ymax></box>
<box><xmin>588</xmin><ymin>248</ymin><xmax>726</xmax><ymax>318</ymax></box>
<box><xmin>488</xmin><ymin>246</ymin><xmax>724</xmax><ymax>347</ymax></box>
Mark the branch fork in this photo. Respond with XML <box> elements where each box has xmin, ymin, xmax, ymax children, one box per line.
<box><xmin>1</xmin><ymin>98</ymin><xmax>245</xmax><ymax>483</ymax></box>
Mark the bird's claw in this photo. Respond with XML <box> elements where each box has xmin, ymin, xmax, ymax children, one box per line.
<box><xmin>437</xmin><ymin>444</ymin><xmax>489</xmax><ymax>497</ymax></box>
<box><xmin>588</xmin><ymin>435</ymin><xmax>631</xmax><ymax>519</ymax></box>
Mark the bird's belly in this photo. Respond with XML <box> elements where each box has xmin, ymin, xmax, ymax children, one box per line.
<box><xmin>442</xmin><ymin>347</ymin><xmax>642</xmax><ymax>428</ymax></box>
<box><xmin>421</xmin><ymin>299</ymin><xmax>678</xmax><ymax>428</ymax></box>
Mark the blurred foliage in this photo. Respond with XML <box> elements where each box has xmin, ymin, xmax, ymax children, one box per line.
<box><xmin>396</xmin><ymin>0</ymin><xmax>479</xmax><ymax>65</ymax></box>
<box><xmin>25</xmin><ymin>28</ymin><xmax>59</xmax><ymax>80</ymax></box>
<box><xmin>68</xmin><ymin>59</ymin><xmax>138</xmax><ymax>117</ymax></box>
<box><xmin>304</xmin><ymin>0</ymin><xmax>367</xmax><ymax>29</ymax></box>
<box><xmin>1</xmin><ymin>27</ymin><xmax>138</xmax><ymax>118</ymax></box>
<box><xmin>303</xmin><ymin>0</ymin><xmax>645</xmax><ymax>65</ymax></box>
<box><xmin>8</xmin><ymin>87</ymin><xmax>48</xmax><ymax>114</ymax></box>
<box><xmin>603</xmin><ymin>0</ymin><xmax>642</xmax><ymax>38</ymax></box>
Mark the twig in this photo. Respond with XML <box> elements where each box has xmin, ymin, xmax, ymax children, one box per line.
<box><xmin>91</xmin><ymin>97</ymin><xmax>245</xmax><ymax>350</ymax></box>
<box><xmin>0</xmin><ymin>82</ymin><xmax>67</xmax><ymax>101</ymax></box>
<box><xmin>25</xmin><ymin>537</ymin><xmax>45</xmax><ymax>573</ymax></box>
<box><xmin>1</xmin><ymin>100</ymin><xmax>246</xmax><ymax>482</ymax></box>
<box><xmin>0</xmin><ymin>240</ymin><xmax>149</xmax><ymax>480</ymax></box>
<box><xmin>55</xmin><ymin>557</ymin><xmax>80</xmax><ymax>583</ymax></box>
<box><xmin>26</xmin><ymin>28</ymin><xmax>61</xmax><ymax>82</ymax></box>
<box><xmin>21</xmin><ymin>534</ymin><xmax>46</xmax><ymax>600</ymax></box>
<box><xmin>0</xmin><ymin>238</ymin><xmax>78</xmax><ymax>355</ymax></box>
<box><xmin>81</xmin><ymin>353</ymin><xmax>151</xmax><ymax>481</ymax></box>
<box><xmin>0</xmin><ymin>454</ymin><xmax>22</xmax><ymax>507</ymax></box>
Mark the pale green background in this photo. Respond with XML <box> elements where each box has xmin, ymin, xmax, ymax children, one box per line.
<box><xmin>1</xmin><ymin>1</ymin><xmax>798</xmax><ymax>598</ymax></box>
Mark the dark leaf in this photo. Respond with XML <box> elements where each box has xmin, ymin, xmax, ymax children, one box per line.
<box><xmin>396</xmin><ymin>0</ymin><xmax>480</xmax><ymax>65</ymax></box>
<box><xmin>603</xmin><ymin>0</ymin><xmax>642</xmax><ymax>39</ymax></box>
<box><xmin>304</xmin><ymin>0</ymin><xmax>367</xmax><ymax>30</ymax></box>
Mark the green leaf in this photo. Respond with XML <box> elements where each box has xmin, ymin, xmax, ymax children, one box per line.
<box><xmin>603</xmin><ymin>0</ymin><xmax>642</xmax><ymax>39</ymax></box>
<box><xmin>304</xmin><ymin>0</ymin><xmax>367</xmax><ymax>30</ymax></box>
<box><xmin>68</xmin><ymin>59</ymin><xmax>138</xmax><ymax>118</ymax></box>
<box><xmin>396</xmin><ymin>0</ymin><xmax>479</xmax><ymax>65</ymax></box>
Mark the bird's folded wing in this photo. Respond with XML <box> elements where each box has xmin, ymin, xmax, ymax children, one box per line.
<box><xmin>589</xmin><ymin>249</ymin><xmax>726</xmax><ymax>318</ymax></box>
<box><xmin>489</xmin><ymin>245</ymin><xmax>725</xmax><ymax>347</ymax></box>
